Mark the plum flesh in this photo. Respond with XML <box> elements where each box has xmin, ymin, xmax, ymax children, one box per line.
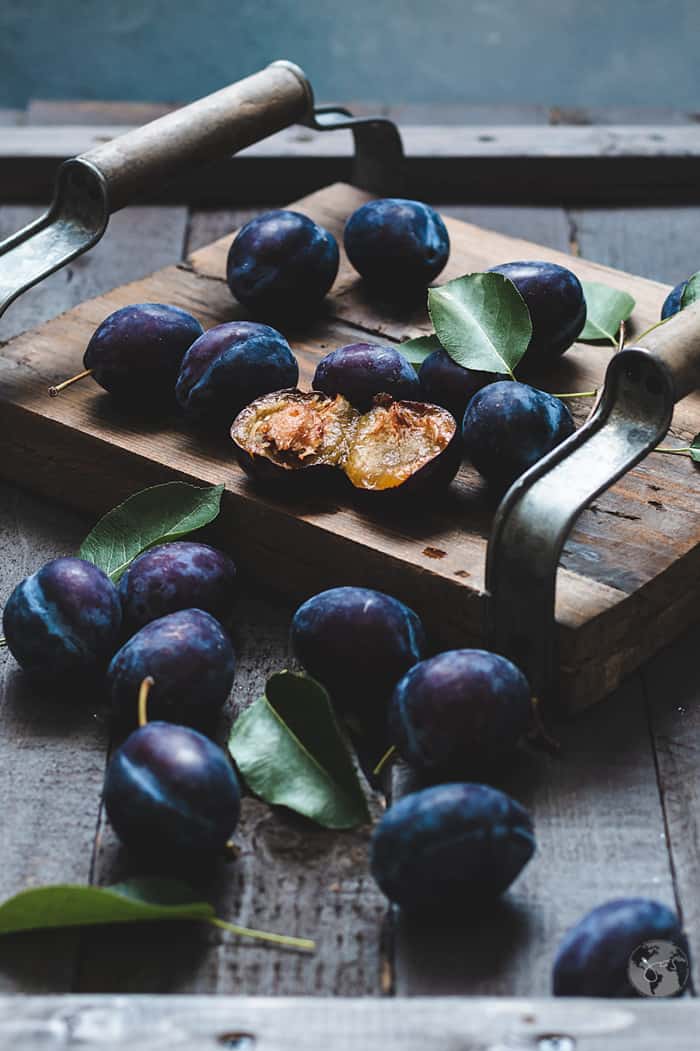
<box><xmin>2</xmin><ymin>557</ymin><xmax>121</xmax><ymax>687</ymax></box>
<box><xmin>118</xmin><ymin>541</ymin><xmax>237</xmax><ymax>635</ymax></box>
<box><xmin>370</xmin><ymin>782</ymin><xmax>535</xmax><ymax>912</ymax></box>
<box><xmin>313</xmin><ymin>342</ymin><xmax>420</xmax><ymax>411</ymax></box>
<box><xmin>226</xmin><ymin>209</ymin><xmax>339</xmax><ymax>317</ymax></box>
<box><xmin>104</xmin><ymin>720</ymin><xmax>241</xmax><ymax>859</ymax></box>
<box><xmin>389</xmin><ymin>648</ymin><xmax>531</xmax><ymax>777</ymax></box>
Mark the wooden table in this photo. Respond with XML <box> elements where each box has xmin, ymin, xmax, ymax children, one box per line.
<box><xmin>1</xmin><ymin>100</ymin><xmax>699</xmax><ymax>1048</ymax></box>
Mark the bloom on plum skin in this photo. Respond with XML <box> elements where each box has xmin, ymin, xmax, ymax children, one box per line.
<box><xmin>313</xmin><ymin>342</ymin><xmax>420</xmax><ymax>411</ymax></box>
<box><xmin>344</xmin><ymin>198</ymin><xmax>450</xmax><ymax>290</ymax></box>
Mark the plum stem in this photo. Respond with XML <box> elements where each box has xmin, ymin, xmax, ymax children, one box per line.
<box><xmin>138</xmin><ymin>676</ymin><xmax>154</xmax><ymax>728</ymax></box>
<box><xmin>373</xmin><ymin>744</ymin><xmax>397</xmax><ymax>777</ymax></box>
<box><xmin>208</xmin><ymin>916</ymin><xmax>315</xmax><ymax>952</ymax></box>
<box><xmin>552</xmin><ymin>390</ymin><xmax>597</xmax><ymax>400</ymax></box>
<box><xmin>48</xmin><ymin>368</ymin><xmax>93</xmax><ymax>397</ymax></box>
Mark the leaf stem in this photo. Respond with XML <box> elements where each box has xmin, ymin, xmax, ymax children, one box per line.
<box><xmin>373</xmin><ymin>744</ymin><xmax>397</xmax><ymax>777</ymax></box>
<box><xmin>617</xmin><ymin>319</ymin><xmax>626</xmax><ymax>353</ymax></box>
<box><xmin>208</xmin><ymin>916</ymin><xmax>315</xmax><ymax>952</ymax></box>
<box><xmin>138</xmin><ymin>677</ymin><xmax>154</xmax><ymax>728</ymax></box>
<box><xmin>552</xmin><ymin>390</ymin><xmax>598</xmax><ymax>400</ymax></box>
<box><xmin>655</xmin><ymin>446</ymin><xmax>693</xmax><ymax>456</ymax></box>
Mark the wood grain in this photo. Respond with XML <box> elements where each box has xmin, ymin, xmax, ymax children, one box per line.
<box><xmin>0</xmin><ymin>183</ymin><xmax>698</xmax><ymax>712</ymax></box>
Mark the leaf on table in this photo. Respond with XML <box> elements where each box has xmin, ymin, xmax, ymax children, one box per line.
<box><xmin>427</xmin><ymin>272</ymin><xmax>531</xmax><ymax>378</ymax></box>
<box><xmin>680</xmin><ymin>272</ymin><xmax>700</xmax><ymax>309</ymax></box>
<box><xmin>400</xmin><ymin>333</ymin><xmax>442</xmax><ymax>370</ymax></box>
<box><xmin>690</xmin><ymin>434</ymin><xmax>700</xmax><ymax>463</ymax></box>
<box><xmin>229</xmin><ymin>671</ymin><xmax>370</xmax><ymax>830</ymax></box>
<box><xmin>579</xmin><ymin>282</ymin><xmax>635</xmax><ymax>344</ymax></box>
<box><xmin>0</xmin><ymin>877</ymin><xmax>214</xmax><ymax>936</ymax></box>
<box><xmin>79</xmin><ymin>482</ymin><xmax>225</xmax><ymax>582</ymax></box>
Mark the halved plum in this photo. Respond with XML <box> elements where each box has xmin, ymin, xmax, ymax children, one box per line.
<box><xmin>344</xmin><ymin>395</ymin><xmax>460</xmax><ymax>496</ymax></box>
<box><xmin>231</xmin><ymin>389</ymin><xmax>459</xmax><ymax>497</ymax></box>
<box><xmin>231</xmin><ymin>388</ymin><xmax>359</xmax><ymax>485</ymax></box>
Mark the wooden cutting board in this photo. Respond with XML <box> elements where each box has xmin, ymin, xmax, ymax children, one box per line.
<box><xmin>0</xmin><ymin>182</ymin><xmax>698</xmax><ymax>712</ymax></box>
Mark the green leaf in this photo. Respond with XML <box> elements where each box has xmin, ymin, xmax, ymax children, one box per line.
<box><xmin>580</xmin><ymin>282</ymin><xmax>635</xmax><ymax>344</ymax></box>
<box><xmin>400</xmin><ymin>333</ymin><xmax>442</xmax><ymax>370</ymax></box>
<box><xmin>229</xmin><ymin>671</ymin><xmax>370</xmax><ymax>830</ymax></box>
<box><xmin>0</xmin><ymin>878</ymin><xmax>214</xmax><ymax>936</ymax></box>
<box><xmin>427</xmin><ymin>272</ymin><xmax>532</xmax><ymax>379</ymax></box>
<box><xmin>690</xmin><ymin>434</ymin><xmax>700</xmax><ymax>463</ymax></box>
<box><xmin>79</xmin><ymin>482</ymin><xmax>225</xmax><ymax>582</ymax></box>
<box><xmin>680</xmin><ymin>272</ymin><xmax>700</xmax><ymax>309</ymax></box>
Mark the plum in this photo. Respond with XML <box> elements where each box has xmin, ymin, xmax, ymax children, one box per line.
<box><xmin>291</xmin><ymin>586</ymin><xmax>426</xmax><ymax>719</ymax></box>
<box><xmin>107</xmin><ymin>608</ymin><xmax>235</xmax><ymax>729</ymax></box>
<box><xmin>118</xmin><ymin>541</ymin><xmax>237</xmax><ymax>635</ymax></box>
<box><xmin>232</xmin><ymin>390</ymin><xmax>459</xmax><ymax>497</ymax></box>
<box><xmin>389</xmin><ymin>649</ymin><xmax>531</xmax><ymax>777</ymax></box>
<box><xmin>344</xmin><ymin>198</ymin><xmax>450</xmax><ymax>290</ymax></box>
<box><xmin>419</xmin><ymin>347</ymin><xmax>502</xmax><ymax>420</ymax></box>
<box><xmin>226</xmin><ymin>210</ymin><xmax>339</xmax><ymax>317</ymax></box>
<box><xmin>661</xmin><ymin>279</ymin><xmax>688</xmax><ymax>320</ymax></box>
<box><xmin>370</xmin><ymin>782</ymin><xmax>535</xmax><ymax>911</ymax></box>
<box><xmin>104</xmin><ymin>720</ymin><xmax>240</xmax><ymax>859</ymax></box>
<box><xmin>462</xmin><ymin>381</ymin><xmax>574</xmax><ymax>489</ymax></box>
<box><xmin>231</xmin><ymin>389</ymin><xmax>359</xmax><ymax>487</ymax></box>
<box><xmin>2</xmin><ymin>557</ymin><xmax>121</xmax><ymax>687</ymax></box>
<box><xmin>489</xmin><ymin>261</ymin><xmax>586</xmax><ymax>368</ymax></box>
<box><xmin>312</xmin><ymin>342</ymin><xmax>420</xmax><ymax>411</ymax></box>
<box><xmin>553</xmin><ymin>898</ymin><xmax>690</xmax><ymax>997</ymax></box>
<box><xmin>343</xmin><ymin>395</ymin><xmax>460</xmax><ymax>496</ymax></box>
<box><xmin>79</xmin><ymin>303</ymin><xmax>203</xmax><ymax>407</ymax></box>
<box><xmin>176</xmin><ymin>321</ymin><xmax>299</xmax><ymax>430</ymax></box>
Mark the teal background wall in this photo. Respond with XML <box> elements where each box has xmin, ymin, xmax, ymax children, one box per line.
<box><xmin>2</xmin><ymin>0</ymin><xmax>699</xmax><ymax>109</ymax></box>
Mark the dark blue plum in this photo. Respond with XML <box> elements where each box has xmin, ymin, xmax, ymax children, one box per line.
<box><xmin>344</xmin><ymin>198</ymin><xmax>450</xmax><ymax>290</ymax></box>
<box><xmin>489</xmin><ymin>261</ymin><xmax>586</xmax><ymax>368</ymax></box>
<box><xmin>462</xmin><ymin>381</ymin><xmax>575</xmax><ymax>488</ymax></box>
<box><xmin>370</xmin><ymin>782</ymin><xmax>535</xmax><ymax>912</ymax></box>
<box><xmin>104</xmin><ymin>721</ymin><xmax>240</xmax><ymax>859</ymax></box>
<box><xmin>2</xmin><ymin>557</ymin><xmax>121</xmax><ymax>687</ymax></box>
<box><xmin>389</xmin><ymin>649</ymin><xmax>531</xmax><ymax>777</ymax></box>
<box><xmin>291</xmin><ymin>586</ymin><xmax>426</xmax><ymax>717</ymax></box>
<box><xmin>661</xmin><ymin>279</ymin><xmax>688</xmax><ymax>320</ymax></box>
<box><xmin>419</xmin><ymin>347</ymin><xmax>502</xmax><ymax>420</ymax></box>
<box><xmin>313</xmin><ymin>342</ymin><xmax>420</xmax><ymax>411</ymax></box>
<box><xmin>553</xmin><ymin>898</ymin><xmax>690</xmax><ymax>997</ymax></box>
<box><xmin>118</xmin><ymin>541</ymin><xmax>237</xmax><ymax>635</ymax></box>
<box><xmin>226</xmin><ymin>210</ymin><xmax>339</xmax><ymax>317</ymax></box>
<box><xmin>107</xmin><ymin>608</ymin><xmax>235</xmax><ymax>729</ymax></box>
<box><xmin>83</xmin><ymin>303</ymin><xmax>203</xmax><ymax>407</ymax></box>
<box><xmin>176</xmin><ymin>321</ymin><xmax>299</xmax><ymax>430</ymax></box>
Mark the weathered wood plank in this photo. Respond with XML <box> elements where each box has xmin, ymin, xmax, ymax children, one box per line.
<box><xmin>570</xmin><ymin>207</ymin><xmax>700</xmax><ymax>286</ymax></box>
<box><xmin>0</xmin><ymin>484</ymin><xmax>101</xmax><ymax>992</ymax></box>
<box><xmin>3</xmin><ymin>124</ymin><xmax>700</xmax><ymax>204</ymax></box>
<box><xmin>391</xmin><ymin>673</ymin><xmax>676</xmax><ymax>996</ymax></box>
<box><xmin>1</xmin><ymin>994</ymin><xmax>698</xmax><ymax>1050</ymax></box>
<box><xmin>1</xmin><ymin>183</ymin><xmax>699</xmax><ymax>713</ymax></box>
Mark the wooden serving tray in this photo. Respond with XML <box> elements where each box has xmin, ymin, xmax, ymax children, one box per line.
<box><xmin>0</xmin><ymin>182</ymin><xmax>698</xmax><ymax>712</ymax></box>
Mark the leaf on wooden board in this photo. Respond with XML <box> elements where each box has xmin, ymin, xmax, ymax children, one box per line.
<box><xmin>427</xmin><ymin>272</ymin><xmax>531</xmax><ymax>378</ymax></box>
<box><xmin>690</xmin><ymin>434</ymin><xmax>700</xmax><ymax>463</ymax></box>
<box><xmin>400</xmin><ymin>333</ymin><xmax>442</xmax><ymax>370</ymax></box>
<box><xmin>0</xmin><ymin>878</ymin><xmax>213</xmax><ymax>936</ymax></box>
<box><xmin>79</xmin><ymin>482</ymin><xmax>225</xmax><ymax>581</ymax></box>
<box><xmin>229</xmin><ymin>671</ymin><xmax>370</xmax><ymax>830</ymax></box>
<box><xmin>680</xmin><ymin>272</ymin><xmax>700</xmax><ymax>309</ymax></box>
<box><xmin>579</xmin><ymin>281</ymin><xmax>635</xmax><ymax>344</ymax></box>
